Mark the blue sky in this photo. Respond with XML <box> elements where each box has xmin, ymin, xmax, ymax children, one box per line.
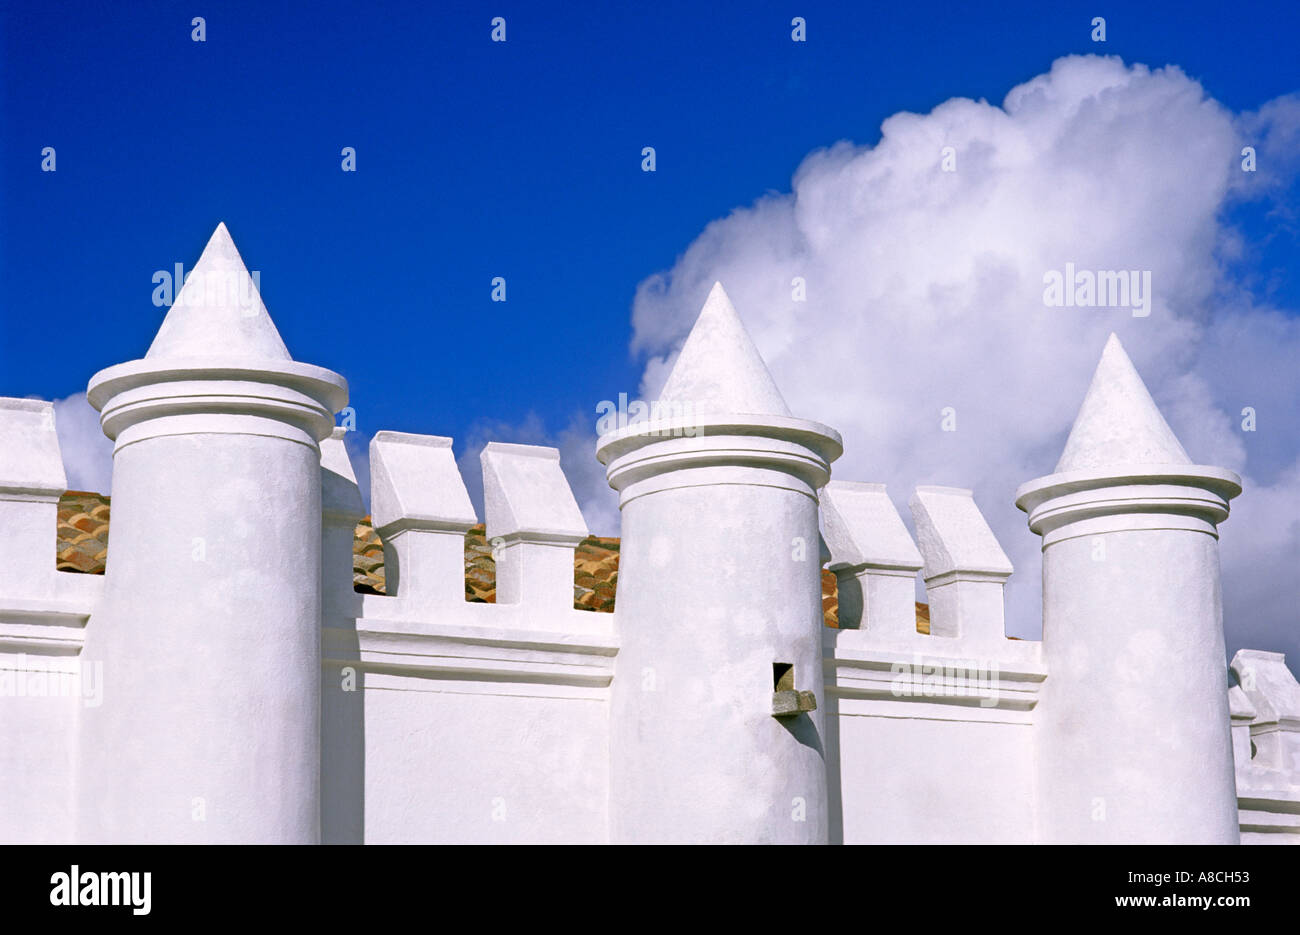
<box><xmin>2</xmin><ymin>1</ymin><xmax>1298</xmax><ymax>659</ymax></box>
<box><xmin>3</xmin><ymin>0</ymin><xmax>1296</xmax><ymax>437</ymax></box>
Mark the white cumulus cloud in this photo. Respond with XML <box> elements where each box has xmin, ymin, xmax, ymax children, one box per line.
<box><xmin>50</xmin><ymin>392</ymin><xmax>113</xmax><ymax>494</ymax></box>
<box><xmin>615</xmin><ymin>54</ymin><xmax>1299</xmax><ymax>662</ymax></box>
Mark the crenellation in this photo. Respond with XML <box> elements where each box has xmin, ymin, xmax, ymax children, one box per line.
<box><xmin>481</xmin><ymin>441</ymin><xmax>588</xmax><ymax>611</ymax></box>
<box><xmin>0</xmin><ymin>227</ymin><xmax>1294</xmax><ymax>845</ymax></box>
<box><xmin>369</xmin><ymin>430</ymin><xmax>477</xmax><ymax>609</ymax></box>
<box><xmin>0</xmin><ymin>399</ymin><xmax>68</xmax><ymax>597</ymax></box>
<box><xmin>1228</xmin><ymin>684</ymin><xmax>1258</xmax><ymax>777</ymax></box>
<box><xmin>321</xmin><ymin>427</ymin><xmax>365</xmax><ymax>618</ymax></box>
<box><xmin>820</xmin><ymin>480</ymin><xmax>922</xmax><ymax>636</ymax></box>
<box><xmin>909</xmin><ymin>485</ymin><xmax>1013</xmax><ymax>644</ymax></box>
<box><xmin>1229</xmin><ymin>650</ymin><xmax>1300</xmax><ymax>840</ymax></box>
<box><xmin>1231</xmin><ymin>649</ymin><xmax>1300</xmax><ymax>777</ymax></box>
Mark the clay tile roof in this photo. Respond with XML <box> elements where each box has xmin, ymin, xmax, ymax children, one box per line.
<box><xmin>54</xmin><ymin>491</ymin><xmax>927</xmax><ymax>629</ymax></box>
<box><xmin>57</xmin><ymin>491</ymin><xmax>111</xmax><ymax>574</ymax></box>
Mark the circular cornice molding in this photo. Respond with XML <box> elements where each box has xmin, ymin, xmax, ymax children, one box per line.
<box><xmin>87</xmin><ymin>356</ymin><xmax>348</xmax><ymax>444</ymax></box>
<box><xmin>1015</xmin><ymin>463</ymin><xmax>1243</xmax><ymax>539</ymax></box>
<box><xmin>596</xmin><ymin>413</ymin><xmax>843</xmax><ymax>503</ymax></box>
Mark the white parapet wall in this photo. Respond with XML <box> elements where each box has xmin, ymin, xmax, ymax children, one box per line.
<box><xmin>822</xmin><ymin>477</ymin><xmax>1042</xmax><ymax>844</ymax></box>
<box><xmin>322</xmin><ymin>432</ymin><xmax>613</xmax><ymax>844</ymax></box>
<box><xmin>0</xmin><ymin>398</ymin><xmax>97</xmax><ymax>844</ymax></box>
<box><xmin>1230</xmin><ymin>650</ymin><xmax>1300</xmax><ymax>843</ymax></box>
<box><xmin>909</xmin><ymin>485</ymin><xmax>1015</xmax><ymax>646</ymax></box>
<box><xmin>821</xmin><ymin>480</ymin><xmax>923</xmax><ymax>638</ymax></box>
<box><xmin>321</xmin><ymin>427</ymin><xmax>366</xmax><ymax>622</ymax></box>
<box><xmin>369</xmin><ymin>431</ymin><xmax>478</xmax><ymax>610</ymax></box>
<box><xmin>482</xmin><ymin>441</ymin><xmax>590</xmax><ymax>611</ymax></box>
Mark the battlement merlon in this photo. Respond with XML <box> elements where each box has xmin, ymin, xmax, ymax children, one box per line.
<box><xmin>482</xmin><ymin>441</ymin><xmax>589</xmax><ymax>611</ymax></box>
<box><xmin>820</xmin><ymin>480</ymin><xmax>922</xmax><ymax>636</ymax></box>
<box><xmin>369</xmin><ymin>431</ymin><xmax>477</xmax><ymax>609</ymax></box>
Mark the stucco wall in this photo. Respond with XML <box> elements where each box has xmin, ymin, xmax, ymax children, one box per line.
<box><xmin>0</xmin><ymin>659</ymin><xmax>78</xmax><ymax>843</ymax></box>
<box><xmin>831</xmin><ymin>707</ymin><xmax>1036</xmax><ymax>843</ymax></box>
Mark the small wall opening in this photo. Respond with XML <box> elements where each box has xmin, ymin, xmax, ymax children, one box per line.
<box><xmin>773</xmin><ymin>662</ymin><xmax>794</xmax><ymax>692</ymax></box>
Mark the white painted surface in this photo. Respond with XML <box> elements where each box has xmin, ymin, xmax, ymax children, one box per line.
<box><xmin>1230</xmin><ymin>650</ymin><xmax>1300</xmax><ymax>842</ymax></box>
<box><xmin>910</xmin><ymin>486</ymin><xmax>1013</xmax><ymax>643</ymax></box>
<box><xmin>0</xmin><ymin>658</ymin><xmax>78</xmax><ymax>843</ymax></box>
<box><xmin>1018</xmin><ymin>335</ymin><xmax>1241</xmax><ymax>843</ymax></box>
<box><xmin>0</xmin><ymin>399</ymin><xmax>66</xmax><ymax>594</ymax></box>
<box><xmin>0</xmin><ymin>240</ymin><xmax>1295</xmax><ymax>845</ymax></box>
<box><xmin>321</xmin><ymin>427</ymin><xmax>365</xmax><ymax>618</ymax></box>
<box><xmin>482</xmin><ymin>442</ymin><xmax>588</xmax><ymax>609</ymax></box>
<box><xmin>599</xmin><ymin>284</ymin><xmax>841</xmax><ymax>843</ymax></box>
<box><xmin>75</xmin><ymin>224</ymin><xmax>345</xmax><ymax>843</ymax></box>
<box><xmin>832</xmin><ymin>711</ymin><xmax>1036</xmax><ymax>844</ymax></box>
<box><xmin>320</xmin><ymin>603</ymin><xmax>616</xmax><ymax>844</ymax></box>
<box><xmin>656</xmin><ymin>282</ymin><xmax>791</xmax><ymax>417</ymax></box>
<box><xmin>820</xmin><ymin>481</ymin><xmax>922</xmax><ymax>635</ymax></box>
<box><xmin>370</xmin><ymin>431</ymin><xmax>477</xmax><ymax>607</ymax></box>
<box><xmin>0</xmin><ymin>399</ymin><xmax>88</xmax><ymax>841</ymax></box>
<box><xmin>358</xmin><ymin>677</ymin><xmax>608</xmax><ymax>844</ymax></box>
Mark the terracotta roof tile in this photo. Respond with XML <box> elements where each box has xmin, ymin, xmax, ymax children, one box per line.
<box><xmin>54</xmin><ymin>491</ymin><xmax>927</xmax><ymax>628</ymax></box>
<box><xmin>56</xmin><ymin>492</ymin><xmax>110</xmax><ymax>574</ymax></box>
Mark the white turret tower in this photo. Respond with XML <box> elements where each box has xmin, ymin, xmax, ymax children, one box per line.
<box><xmin>77</xmin><ymin>224</ymin><xmax>347</xmax><ymax>843</ymax></box>
<box><xmin>1017</xmin><ymin>334</ymin><xmax>1241</xmax><ymax>843</ymax></box>
<box><xmin>598</xmin><ymin>283</ymin><xmax>841</xmax><ymax>843</ymax></box>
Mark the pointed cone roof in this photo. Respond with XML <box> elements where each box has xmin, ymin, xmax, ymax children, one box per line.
<box><xmin>656</xmin><ymin>282</ymin><xmax>791</xmax><ymax>417</ymax></box>
<box><xmin>1054</xmin><ymin>333</ymin><xmax>1191</xmax><ymax>472</ymax></box>
<box><xmin>146</xmin><ymin>223</ymin><xmax>292</xmax><ymax>361</ymax></box>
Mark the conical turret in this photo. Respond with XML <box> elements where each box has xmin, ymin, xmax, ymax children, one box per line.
<box><xmin>656</xmin><ymin>282</ymin><xmax>791</xmax><ymax>417</ymax></box>
<box><xmin>1054</xmin><ymin>334</ymin><xmax>1190</xmax><ymax>472</ymax></box>
<box><xmin>600</xmin><ymin>282</ymin><xmax>841</xmax><ymax>844</ymax></box>
<box><xmin>77</xmin><ymin>223</ymin><xmax>346</xmax><ymax>844</ymax></box>
<box><xmin>147</xmin><ymin>222</ymin><xmax>291</xmax><ymax>361</ymax></box>
<box><xmin>1017</xmin><ymin>333</ymin><xmax>1242</xmax><ymax>844</ymax></box>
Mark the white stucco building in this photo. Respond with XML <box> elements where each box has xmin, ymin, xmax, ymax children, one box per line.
<box><xmin>1</xmin><ymin>224</ymin><xmax>1296</xmax><ymax>844</ymax></box>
